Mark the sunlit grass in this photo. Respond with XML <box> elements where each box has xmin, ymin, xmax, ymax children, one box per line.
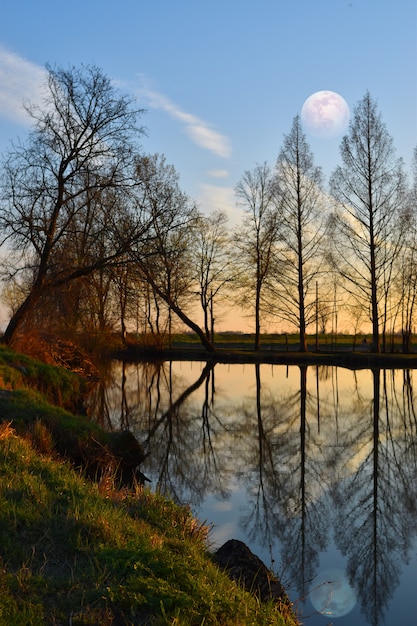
<box><xmin>0</xmin><ymin>344</ymin><xmax>81</xmax><ymax>409</ymax></box>
<box><xmin>0</xmin><ymin>424</ymin><xmax>299</xmax><ymax>624</ymax></box>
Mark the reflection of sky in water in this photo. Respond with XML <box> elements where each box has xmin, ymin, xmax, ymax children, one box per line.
<box><xmin>197</xmin><ymin>486</ymin><xmax>361</xmax><ymax>624</ymax></box>
<box><xmin>98</xmin><ymin>361</ymin><xmax>417</xmax><ymax>626</ymax></box>
<box><xmin>170</xmin><ymin>361</ymin><xmax>377</xmax><ymax>407</ymax></box>
<box><xmin>199</xmin><ymin>483</ymin><xmax>249</xmax><ymax>550</ymax></box>
<box><xmin>199</xmin><ymin>484</ymin><xmax>417</xmax><ymax>626</ymax></box>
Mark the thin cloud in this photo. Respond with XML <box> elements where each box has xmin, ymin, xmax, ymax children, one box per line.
<box><xmin>0</xmin><ymin>46</ymin><xmax>46</xmax><ymax>124</ymax></box>
<box><xmin>137</xmin><ymin>77</ymin><xmax>231</xmax><ymax>159</ymax></box>
<box><xmin>208</xmin><ymin>169</ymin><xmax>230</xmax><ymax>179</ymax></box>
<box><xmin>0</xmin><ymin>51</ymin><xmax>233</xmax><ymax>159</ymax></box>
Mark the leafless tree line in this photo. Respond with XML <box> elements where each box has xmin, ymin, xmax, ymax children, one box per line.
<box><xmin>0</xmin><ymin>65</ymin><xmax>414</xmax><ymax>353</ymax></box>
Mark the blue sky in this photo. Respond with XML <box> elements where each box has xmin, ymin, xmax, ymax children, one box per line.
<box><xmin>0</xmin><ymin>0</ymin><xmax>415</xmax><ymax>225</ymax></box>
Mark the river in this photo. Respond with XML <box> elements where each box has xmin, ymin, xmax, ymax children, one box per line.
<box><xmin>85</xmin><ymin>360</ymin><xmax>417</xmax><ymax>626</ymax></box>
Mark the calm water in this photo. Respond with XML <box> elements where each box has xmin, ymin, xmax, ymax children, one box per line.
<box><xmin>86</xmin><ymin>361</ymin><xmax>417</xmax><ymax>626</ymax></box>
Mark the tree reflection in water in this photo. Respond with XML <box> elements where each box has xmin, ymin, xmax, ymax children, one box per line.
<box><xmin>332</xmin><ymin>369</ymin><xmax>417</xmax><ymax>625</ymax></box>
<box><xmin>85</xmin><ymin>361</ymin><xmax>417</xmax><ymax>626</ymax></box>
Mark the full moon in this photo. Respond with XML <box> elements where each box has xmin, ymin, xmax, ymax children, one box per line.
<box><xmin>310</xmin><ymin>569</ymin><xmax>356</xmax><ymax>617</ymax></box>
<box><xmin>301</xmin><ymin>91</ymin><xmax>350</xmax><ymax>139</ymax></box>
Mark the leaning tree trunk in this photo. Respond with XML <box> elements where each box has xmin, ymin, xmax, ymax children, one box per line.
<box><xmin>3</xmin><ymin>288</ymin><xmax>43</xmax><ymax>345</ymax></box>
<box><xmin>140</xmin><ymin>270</ymin><xmax>215</xmax><ymax>352</ymax></box>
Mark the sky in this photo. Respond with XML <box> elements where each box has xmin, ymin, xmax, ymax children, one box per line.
<box><xmin>0</xmin><ymin>0</ymin><xmax>416</xmax><ymax>330</ymax></box>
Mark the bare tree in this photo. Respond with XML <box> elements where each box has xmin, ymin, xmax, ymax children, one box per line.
<box><xmin>234</xmin><ymin>162</ymin><xmax>280</xmax><ymax>350</ymax></box>
<box><xmin>271</xmin><ymin>116</ymin><xmax>326</xmax><ymax>351</ymax></box>
<box><xmin>330</xmin><ymin>92</ymin><xmax>405</xmax><ymax>352</ymax></box>
<box><xmin>0</xmin><ymin>64</ymin><xmax>148</xmax><ymax>345</ymax></box>
<box><xmin>396</xmin><ymin>146</ymin><xmax>417</xmax><ymax>352</ymax></box>
<box><xmin>192</xmin><ymin>210</ymin><xmax>232</xmax><ymax>342</ymax></box>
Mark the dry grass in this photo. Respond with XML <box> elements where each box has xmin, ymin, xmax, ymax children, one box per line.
<box><xmin>0</xmin><ymin>420</ymin><xmax>15</xmax><ymax>440</ymax></box>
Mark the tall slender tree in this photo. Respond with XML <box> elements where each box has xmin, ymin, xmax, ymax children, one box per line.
<box><xmin>330</xmin><ymin>92</ymin><xmax>405</xmax><ymax>352</ymax></box>
<box><xmin>192</xmin><ymin>210</ymin><xmax>231</xmax><ymax>342</ymax></box>
<box><xmin>396</xmin><ymin>146</ymin><xmax>417</xmax><ymax>352</ymax></box>
<box><xmin>271</xmin><ymin>116</ymin><xmax>326</xmax><ymax>351</ymax></box>
<box><xmin>234</xmin><ymin>163</ymin><xmax>280</xmax><ymax>350</ymax></box>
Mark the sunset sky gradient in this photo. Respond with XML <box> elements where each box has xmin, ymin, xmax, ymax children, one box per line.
<box><xmin>0</xmin><ymin>1</ymin><xmax>415</xmax><ymax>331</ymax></box>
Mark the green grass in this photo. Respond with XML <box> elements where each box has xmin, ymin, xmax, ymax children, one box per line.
<box><xmin>0</xmin><ymin>344</ymin><xmax>82</xmax><ymax>410</ymax></box>
<box><xmin>158</xmin><ymin>331</ymin><xmax>359</xmax><ymax>351</ymax></box>
<box><xmin>165</xmin><ymin>332</ymin><xmax>411</xmax><ymax>360</ymax></box>
<box><xmin>0</xmin><ymin>347</ymin><xmax>300</xmax><ymax>626</ymax></box>
<box><xmin>0</xmin><ymin>425</ymin><xmax>299</xmax><ymax>625</ymax></box>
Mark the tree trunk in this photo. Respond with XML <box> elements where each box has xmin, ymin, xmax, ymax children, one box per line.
<box><xmin>142</xmin><ymin>271</ymin><xmax>215</xmax><ymax>352</ymax></box>
<box><xmin>165</xmin><ymin>297</ymin><xmax>215</xmax><ymax>352</ymax></box>
<box><xmin>370</xmin><ymin>248</ymin><xmax>380</xmax><ymax>353</ymax></box>
<box><xmin>298</xmin><ymin>208</ymin><xmax>308</xmax><ymax>352</ymax></box>
<box><xmin>3</xmin><ymin>288</ymin><xmax>43</xmax><ymax>345</ymax></box>
<box><xmin>255</xmin><ymin>282</ymin><xmax>261</xmax><ymax>351</ymax></box>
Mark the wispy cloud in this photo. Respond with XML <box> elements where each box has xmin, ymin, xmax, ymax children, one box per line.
<box><xmin>208</xmin><ymin>169</ymin><xmax>230</xmax><ymax>179</ymax></box>
<box><xmin>137</xmin><ymin>77</ymin><xmax>232</xmax><ymax>159</ymax></box>
<box><xmin>0</xmin><ymin>56</ymin><xmax>233</xmax><ymax>161</ymax></box>
<box><xmin>0</xmin><ymin>46</ymin><xmax>46</xmax><ymax>124</ymax></box>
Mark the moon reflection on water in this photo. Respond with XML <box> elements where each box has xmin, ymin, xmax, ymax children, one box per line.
<box><xmin>310</xmin><ymin>568</ymin><xmax>357</xmax><ymax>618</ymax></box>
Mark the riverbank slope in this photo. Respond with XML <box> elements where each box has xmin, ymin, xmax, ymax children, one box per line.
<box><xmin>0</xmin><ymin>345</ymin><xmax>299</xmax><ymax>625</ymax></box>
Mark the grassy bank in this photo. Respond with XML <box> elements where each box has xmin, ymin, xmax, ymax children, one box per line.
<box><xmin>0</xmin><ymin>347</ymin><xmax>299</xmax><ymax>626</ymax></box>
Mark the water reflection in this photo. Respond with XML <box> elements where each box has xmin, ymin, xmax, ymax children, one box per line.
<box><xmin>86</xmin><ymin>362</ymin><xmax>417</xmax><ymax>625</ymax></box>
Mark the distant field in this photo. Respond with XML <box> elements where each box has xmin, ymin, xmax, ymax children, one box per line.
<box><xmin>169</xmin><ymin>332</ymin><xmax>405</xmax><ymax>352</ymax></box>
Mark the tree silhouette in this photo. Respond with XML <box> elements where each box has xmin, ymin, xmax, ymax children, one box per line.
<box><xmin>330</xmin><ymin>92</ymin><xmax>405</xmax><ymax>353</ymax></box>
<box><xmin>234</xmin><ymin>163</ymin><xmax>280</xmax><ymax>350</ymax></box>
<box><xmin>271</xmin><ymin>116</ymin><xmax>327</xmax><ymax>351</ymax></box>
<box><xmin>0</xmin><ymin>65</ymin><xmax>147</xmax><ymax>345</ymax></box>
<box><xmin>332</xmin><ymin>369</ymin><xmax>417</xmax><ymax>625</ymax></box>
